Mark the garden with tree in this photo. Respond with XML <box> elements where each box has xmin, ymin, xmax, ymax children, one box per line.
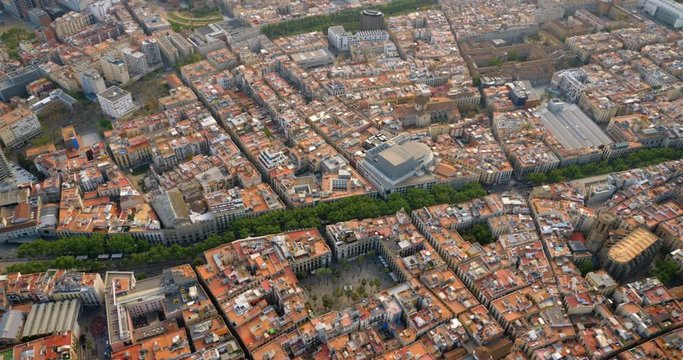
<box><xmin>0</xmin><ymin>28</ymin><xmax>35</xmax><ymax>60</ymax></box>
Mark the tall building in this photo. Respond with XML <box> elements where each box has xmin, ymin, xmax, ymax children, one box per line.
<box><xmin>0</xmin><ymin>151</ymin><xmax>13</xmax><ymax>182</ymax></box>
<box><xmin>97</xmin><ymin>86</ymin><xmax>134</xmax><ymax>119</ymax></box>
<box><xmin>100</xmin><ymin>54</ymin><xmax>130</xmax><ymax>85</ymax></box>
<box><xmin>585</xmin><ymin>270</ymin><xmax>618</xmax><ymax>296</ymax></box>
<box><xmin>26</xmin><ymin>7</ymin><xmax>51</xmax><ymax>27</ymax></box>
<box><xmin>56</xmin><ymin>0</ymin><xmax>91</xmax><ymax>12</ymax></box>
<box><xmin>0</xmin><ymin>0</ymin><xmax>51</xmax><ymax>18</ymax></box>
<box><xmin>79</xmin><ymin>68</ymin><xmax>106</xmax><ymax>100</ymax></box>
<box><xmin>0</xmin><ymin>0</ymin><xmax>35</xmax><ymax>18</ymax></box>
<box><xmin>87</xmin><ymin>0</ymin><xmax>112</xmax><ymax>21</ymax></box>
<box><xmin>122</xmin><ymin>48</ymin><xmax>147</xmax><ymax>75</ymax></box>
<box><xmin>156</xmin><ymin>34</ymin><xmax>193</xmax><ymax>66</ymax></box>
<box><xmin>140</xmin><ymin>38</ymin><xmax>162</xmax><ymax>66</ymax></box>
<box><xmin>360</xmin><ymin>9</ymin><xmax>385</xmax><ymax>31</ymax></box>
<box><xmin>168</xmin><ymin>33</ymin><xmax>194</xmax><ymax>58</ymax></box>
<box><xmin>586</xmin><ymin>211</ymin><xmax>619</xmax><ymax>253</ymax></box>
<box><xmin>157</xmin><ymin>35</ymin><xmax>180</xmax><ymax>66</ymax></box>
<box><xmin>328</xmin><ymin>26</ymin><xmax>352</xmax><ymax>50</ymax></box>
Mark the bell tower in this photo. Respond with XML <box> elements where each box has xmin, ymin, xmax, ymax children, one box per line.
<box><xmin>586</xmin><ymin>211</ymin><xmax>618</xmax><ymax>253</ymax></box>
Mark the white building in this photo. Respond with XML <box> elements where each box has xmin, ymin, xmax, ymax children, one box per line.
<box><xmin>550</xmin><ymin>68</ymin><xmax>588</xmax><ymax>103</ymax></box>
<box><xmin>358</xmin><ymin>134</ymin><xmax>436</xmax><ymax>196</ymax></box>
<box><xmin>328</xmin><ymin>26</ymin><xmax>390</xmax><ymax>51</ymax></box>
<box><xmin>0</xmin><ymin>107</ymin><xmax>42</xmax><ymax>149</ymax></box>
<box><xmin>87</xmin><ymin>0</ymin><xmax>114</xmax><ymax>21</ymax></box>
<box><xmin>328</xmin><ymin>26</ymin><xmax>352</xmax><ymax>50</ymax></box>
<box><xmin>258</xmin><ymin>149</ymin><xmax>287</xmax><ymax>169</ymax></box>
<box><xmin>355</xmin><ymin>30</ymin><xmax>391</xmax><ymax>43</ymax></box>
<box><xmin>98</xmin><ymin>86</ymin><xmax>134</xmax><ymax>119</ymax></box>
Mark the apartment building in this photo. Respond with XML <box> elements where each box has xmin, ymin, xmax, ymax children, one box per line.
<box><xmin>97</xmin><ymin>86</ymin><xmax>134</xmax><ymax>119</ymax></box>
<box><xmin>53</xmin><ymin>11</ymin><xmax>93</xmax><ymax>40</ymax></box>
<box><xmin>0</xmin><ymin>107</ymin><xmax>42</xmax><ymax>149</ymax></box>
<box><xmin>79</xmin><ymin>68</ymin><xmax>106</xmax><ymax>100</ymax></box>
<box><xmin>100</xmin><ymin>54</ymin><xmax>131</xmax><ymax>85</ymax></box>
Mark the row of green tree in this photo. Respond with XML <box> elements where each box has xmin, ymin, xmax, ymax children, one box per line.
<box><xmin>223</xmin><ymin>182</ymin><xmax>486</xmax><ymax>239</ymax></box>
<box><xmin>17</xmin><ymin>234</ymin><xmax>152</xmax><ymax>258</ymax></box>
<box><xmin>8</xmin><ymin>234</ymin><xmax>232</xmax><ymax>274</ymax></box>
<box><xmin>9</xmin><ymin>183</ymin><xmax>486</xmax><ymax>273</ymax></box>
<box><xmin>261</xmin><ymin>0</ymin><xmax>436</xmax><ymax>38</ymax></box>
<box><xmin>526</xmin><ymin>147</ymin><xmax>683</xmax><ymax>186</ymax></box>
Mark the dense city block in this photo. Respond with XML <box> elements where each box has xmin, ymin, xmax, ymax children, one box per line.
<box><xmin>0</xmin><ymin>0</ymin><xmax>682</xmax><ymax>359</ymax></box>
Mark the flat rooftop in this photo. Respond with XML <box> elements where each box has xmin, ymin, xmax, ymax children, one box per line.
<box><xmin>98</xmin><ymin>86</ymin><xmax>131</xmax><ymax>102</ymax></box>
<box><xmin>539</xmin><ymin>100</ymin><xmax>613</xmax><ymax>150</ymax></box>
<box><xmin>290</xmin><ymin>48</ymin><xmax>332</xmax><ymax>62</ymax></box>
